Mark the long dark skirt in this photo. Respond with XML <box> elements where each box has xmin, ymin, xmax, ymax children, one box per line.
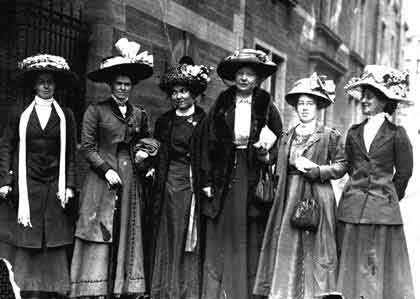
<box><xmin>70</xmin><ymin>150</ymin><xmax>145</xmax><ymax>297</ymax></box>
<box><xmin>202</xmin><ymin>150</ymin><xmax>266</xmax><ymax>299</ymax></box>
<box><xmin>336</xmin><ymin>222</ymin><xmax>415</xmax><ymax>299</ymax></box>
<box><xmin>151</xmin><ymin>160</ymin><xmax>200</xmax><ymax>299</ymax></box>
<box><xmin>0</xmin><ymin>241</ymin><xmax>69</xmax><ymax>297</ymax></box>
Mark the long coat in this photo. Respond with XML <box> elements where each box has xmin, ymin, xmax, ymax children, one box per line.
<box><xmin>337</xmin><ymin>118</ymin><xmax>413</xmax><ymax>225</ymax></box>
<box><xmin>74</xmin><ymin>98</ymin><xmax>150</xmax><ymax>243</ymax></box>
<box><xmin>254</xmin><ymin>124</ymin><xmax>347</xmax><ymax>295</ymax></box>
<box><xmin>200</xmin><ymin>87</ymin><xmax>283</xmax><ymax>219</ymax></box>
<box><xmin>152</xmin><ymin>106</ymin><xmax>206</xmax><ymax>218</ymax></box>
<box><xmin>0</xmin><ymin>103</ymin><xmax>77</xmax><ymax>248</ymax></box>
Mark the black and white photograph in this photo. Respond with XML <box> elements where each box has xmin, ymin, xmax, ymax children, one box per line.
<box><xmin>0</xmin><ymin>0</ymin><xmax>419</xmax><ymax>298</ymax></box>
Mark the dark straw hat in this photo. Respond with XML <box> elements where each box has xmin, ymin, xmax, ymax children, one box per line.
<box><xmin>88</xmin><ymin>38</ymin><xmax>153</xmax><ymax>84</ymax></box>
<box><xmin>217</xmin><ymin>48</ymin><xmax>277</xmax><ymax>81</ymax></box>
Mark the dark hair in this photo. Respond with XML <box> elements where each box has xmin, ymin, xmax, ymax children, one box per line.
<box><xmin>363</xmin><ymin>86</ymin><xmax>398</xmax><ymax>115</ymax></box>
<box><xmin>168</xmin><ymin>85</ymin><xmax>199</xmax><ymax>100</ymax></box>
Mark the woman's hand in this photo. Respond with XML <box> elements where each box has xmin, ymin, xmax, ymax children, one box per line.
<box><xmin>135</xmin><ymin>149</ymin><xmax>149</xmax><ymax>163</ymax></box>
<box><xmin>105</xmin><ymin>169</ymin><xmax>122</xmax><ymax>188</ymax></box>
<box><xmin>0</xmin><ymin>185</ymin><xmax>12</xmax><ymax>199</ymax></box>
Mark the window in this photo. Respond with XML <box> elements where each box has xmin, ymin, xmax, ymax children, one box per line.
<box><xmin>254</xmin><ymin>41</ymin><xmax>287</xmax><ymax>114</ymax></box>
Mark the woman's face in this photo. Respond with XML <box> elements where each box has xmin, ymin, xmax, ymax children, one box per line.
<box><xmin>234</xmin><ymin>66</ymin><xmax>259</xmax><ymax>93</ymax></box>
<box><xmin>360</xmin><ymin>88</ymin><xmax>386</xmax><ymax>116</ymax></box>
<box><xmin>34</xmin><ymin>72</ymin><xmax>55</xmax><ymax>99</ymax></box>
<box><xmin>170</xmin><ymin>85</ymin><xmax>195</xmax><ymax>111</ymax></box>
<box><xmin>296</xmin><ymin>94</ymin><xmax>318</xmax><ymax>123</ymax></box>
<box><xmin>111</xmin><ymin>75</ymin><xmax>132</xmax><ymax>100</ymax></box>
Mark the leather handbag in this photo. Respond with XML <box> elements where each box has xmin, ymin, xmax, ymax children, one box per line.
<box><xmin>255</xmin><ymin>165</ymin><xmax>275</xmax><ymax>204</ymax></box>
<box><xmin>290</xmin><ymin>181</ymin><xmax>320</xmax><ymax>232</ymax></box>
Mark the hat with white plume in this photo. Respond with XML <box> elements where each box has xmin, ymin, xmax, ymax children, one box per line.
<box><xmin>88</xmin><ymin>38</ymin><xmax>154</xmax><ymax>84</ymax></box>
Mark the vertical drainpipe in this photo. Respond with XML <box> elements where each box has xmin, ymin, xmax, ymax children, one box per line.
<box><xmin>373</xmin><ymin>0</ymin><xmax>380</xmax><ymax>64</ymax></box>
<box><xmin>233</xmin><ymin>0</ymin><xmax>246</xmax><ymax>49</ymax></box>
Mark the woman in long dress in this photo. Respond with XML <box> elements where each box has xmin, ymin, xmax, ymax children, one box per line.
<box><xmin>70</xmin><ymin>38</ymin><xmax>154</xmax><ymax>298</ymax></box>
<box><xmin>200</xmin><ymin>49</ymin><xmax>283</xmax><ymax>299</ymax></box>
<box><xmin>254</xmin><ymin>73</ymin><xmax>346</xmax><ymax>299</ymax></box>
<box><xmin>336</xmin><ymin>65</ymin><xmax>415</xmax><ymax>299</ymax></box>
<box><xmin>0</xmin><ymin>54</ymin><xmax>78</xmax><ymax>298</ymax></box>
<box><xmin>151</xmin><ymin>57</ymin><xmax>211</xmax><ymax>299</ymax></box>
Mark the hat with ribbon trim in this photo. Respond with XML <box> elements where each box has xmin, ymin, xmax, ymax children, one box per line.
<box><xmin>15</xmin><ymin>54</ymin><xmax>78</xmax><ymax>87</ymax></box>
<box><xmin>217</xmin><ymin>48</ymin><xmax>277</xmax><ymax>81</ymax></box>
<box><xmin>88</xmin><ymin>38</ymin><xmax>154</xmax><ymax>84</ymax></box>
<box><xmin>285</xmin><ymin>72</ymin><xmax>335</xmax><ymax>109</ymax></box>
<box><xmin>345</xmin><ymin>64</ymin><xmax>410</xmax><ymax>103</ymax></box>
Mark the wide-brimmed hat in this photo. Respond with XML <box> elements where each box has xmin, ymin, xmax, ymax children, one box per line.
<box><xmin>159</xmin><ymin>56</ymin><xmax>212</xmax><ymax>95</ymax></box>
<box><xmin>217</xmin><ymin>49</ymin><xmax>277</xmax><ymax>81</ymax></box>
<box><xmin>345</xmin><ymin>64</ymin><xmax>410</xmax><ymax>103</ymax></box>
<box><xmin>285</xmin><ymin>72</ymin><xmax>335</xmax><ymax>109</ymax></box>
<box><xmin>88</xmin><ymin>38</ymin><xmax>153</xmax><ymax>84</ymax></box>
<box><xmin>15</xmin><ymin>54</ymin><xmax>78</xmax><ymax>87</ymax></box>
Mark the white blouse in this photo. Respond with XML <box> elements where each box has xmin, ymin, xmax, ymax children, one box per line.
<box><xmin>34</xmin><ymin>96</ymin><xmax>53</xmax><ymax>130</ymax></box>
<box><xmin>363</xmin><ymin>112</ymin><xmax>387</xmax><ymax>152</ymax></box>
<box><xmin>234</xmin><ymin>94</ymin><xmax>252</xmax><ymax>148</ymax></box>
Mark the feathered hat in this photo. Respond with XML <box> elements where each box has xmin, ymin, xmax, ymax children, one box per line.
<box><xmin>285</xmin><ymin>72</ymin><xmax>336</xmax><ymax>109</ymax></box>
<box><xmin>159</xmin><ymin>56</ymin><xmax>212</xmax><ymax>95</ymax></box>
<box><xmin>88</xmin><ymin>38</ymin><xmax>154</xmax><ymax>84</ymax></box>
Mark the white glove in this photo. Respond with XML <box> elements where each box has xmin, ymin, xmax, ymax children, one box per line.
<box><xmin>105</xmin><ymin>169</ymin><xmax>122</xmax><ymax>187</ymax></box>
<box><xmin>0</xmin><ymin>185</ymin><xmax>12</xmax><ymax>199</ymax></box>
<box><xmin>295</xmin><ymin>156</ymin><xmax>318</xmax><ymax>173</ymax></box>
<box><xmin>60</xmin><ymin>188</ymin><xmax>75</xmax><ymax>208</ymax></box>
<box><xmin>135</xmin><ymin>150</ymin><xmax>149</xmax><ymax>163</ymax></box>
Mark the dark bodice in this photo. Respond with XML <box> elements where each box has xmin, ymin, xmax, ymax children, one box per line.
<box><xmin>169</xmin><ymin>115</ymin><xmax>195</xmax><ymax>164</ymax></box>
<box><xmin>26</xmin><ymin>108</ymin><xmax>60</xmax><ymax>181</ymax></box>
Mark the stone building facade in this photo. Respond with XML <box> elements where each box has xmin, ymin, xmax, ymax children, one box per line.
<box><xmin>78</xmin><ymin>0</ymin><xmax>405</xmax><ymax>134</ymax></box>
<box><xmin>0</xmin><ymin>0</ymin><xmax>405</xmax><ymax>134</ymax></box>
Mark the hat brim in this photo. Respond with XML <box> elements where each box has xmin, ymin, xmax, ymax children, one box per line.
<box><xmin>346</xmin><ymin>80</ymin><xmax>411</xmax><ymax>103</ymax></box>
<box><xmin>14</xmin><ymin>67</ymin><xmax>78</xmax><ymax>88</ymax></box>
<box><xmin>217</xmin><ymin>59</ymin><xmax>277</xmax><ymax>81</ymax></box>
<box><xmin>285</xmin><ymin>91</ymin><xmax>333</xmax><ymax>109</ymax></box>
<box><xmin>88</xmin><ymin>63</ymin><xmax>153</xmax><ymax>83</ymax></box>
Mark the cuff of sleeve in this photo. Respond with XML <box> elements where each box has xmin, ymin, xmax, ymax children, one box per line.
<box><xmin>318</xmin><ymin>165</ymin><xmax>329</xmax><ymax>182</ymax></box>
<box><xmin>97</xmin><ymin>162</ymin><xmax>112</xmax><ymax>177</ymax></box>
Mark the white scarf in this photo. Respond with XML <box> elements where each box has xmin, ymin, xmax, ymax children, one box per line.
<box><xmin>18</xmin><ymin>98</ymin><xmax>66</xmax><ymax>227</ymax></box>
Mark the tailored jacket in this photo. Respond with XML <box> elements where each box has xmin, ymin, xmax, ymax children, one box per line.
<box><xmin>74</xmin><ymin>98</ymin><xmax>150</xmax><ymax>242</ymax></box>
<box><xmin>0</xmin><ymin>103</ymin><xmax>77</xmax><ymax>248</ymax></box>
<box><xmin>337</xmin><ymin>118</ymin><xmax>413</xmax><ymax>225</ymax></box>
<box><xmin>153</xmin><ymin>106</ymin><xmax>206</xmax><ymax>218</ymax></box>
<box><xmin>200</xmin><ymin>87</ymin><xmax>283</xmax><ymax>219</ymax></box>
<box><xmin>254</xmin><ymin>123</ymin><xmax>347</xmax><ymax>295</ymax></box>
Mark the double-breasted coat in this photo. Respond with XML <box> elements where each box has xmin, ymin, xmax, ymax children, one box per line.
<box><xmin>0</xmin><ymin>104</ymin><xmax>77</xmax><ymax>248</ymax></box>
